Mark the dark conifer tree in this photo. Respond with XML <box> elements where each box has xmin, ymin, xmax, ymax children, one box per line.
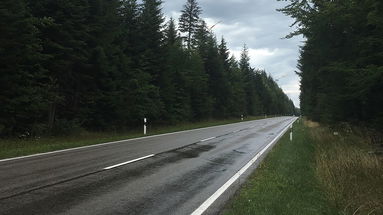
<box><xmin>28</xmin><ymin>0</ymin><xmax>91</xmax><ymax>132</ymax></box>
<box><xmin>120</xmin><ymin>0</ymin><xmax>141</xmax><ymax>60</ymax></box>
<box><xmin>218</xmin><ymin>38</ymin><xmax>231</xmax><ymax>72</ymax></box>
<box><xmin>0</xmin><ymin>0</ymin><xmax>47</xmax><ymax>135</ymax></box>
<box><xmin>0</xmin><ymin>0</ymin><xmax>297</xmax><ymax>136</ymax></box>
<box><xmin>227</xmin><ymin>56</ymin><xmax>247</xmax><ymax>116</ymax></box>
<box><xmin>161</xmin><ymin>18</ymin><xmax>183</xmax><ymax>121</ymax></box>
<box><xmin>179</xmin><ymin>0</ymin><xmax>202</xmax><ymax>50</ymax></box>
<box><xmin>83</xmin><ymin>0</ymin><xmax>122</xmax><ymax>129</ymax></box>
<box><xmin>279</xmin><ymin>0</ymin><xmax>383</xmax><ymax>127</ymax></box>
<box><xmin>204</xmin><ymin>35</ymin><xmax>229</xmax><ymax>118</ymax></box>
<box><xmin>187</xmin><ymin>53</ymin><xmax>212</xmax><ymax>119</ymax></box>
<box><xmin>139</xmin><ymin>0</ymin><xmax>164</xmax><ymax>81</ymax></box>
<box><xmin>240</xmin><ymin>45</ymin><xmax>263</xmax><ymax>116</ymax></box>
<box><xmin>193</xmin><ymin>20</ymin><xmax>210</xmax><ymax>59</ymax></box>
<box><xmin>132</xmin><ymin>0</ymin><xmax>164</xmax><ymax>121</ymax></box>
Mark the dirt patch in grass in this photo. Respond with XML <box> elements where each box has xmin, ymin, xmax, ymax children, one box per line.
<box><xmin>305</xmin><ymin>120</ymin><xmax>320</xmax><ymax>128</ymax></box>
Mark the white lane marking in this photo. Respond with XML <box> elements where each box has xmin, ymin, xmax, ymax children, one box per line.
<box><xmin>191</xmin><ymin>118</ymin><xmax>297</xmax><ymax>215</ymax></box>
<box><xmin>200</xmin><ymin>137</ymin><xmax>216</xmax><ymax>142</ymax></box>
<box><xmin>0</xmin><ymin>118</ymin><xmax>283</xmax><ymax>163</ymax></box>
<box><xmin>103</xmin><ymin>154</ymin><xmax>155</xmax><ymax>170</ymax></box>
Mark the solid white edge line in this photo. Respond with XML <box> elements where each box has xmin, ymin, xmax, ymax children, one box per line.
<box><xmin>200</xmin><ymin>137</ymin><xmax>216</xmax><ymax>142</ymax></box>
<box><xmin>190</xmin><ymin>118</ymin><xmax>297</xmax><ymax>215</ymax></box>
<box><xmin>103</xmin><ymin>154</ymin><xmax>155</xmax><ymax>170</ymax></box>
<box><xmin>0</xmin><ymin>118</ymin><xmax>282</xmax><ymax>163</ymax></box>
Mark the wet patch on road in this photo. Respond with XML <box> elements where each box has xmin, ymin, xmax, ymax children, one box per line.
<box><xmin>168</xmin><ymin>144</ymin><xmax>215</xmax><ymax>159</ymax></box>
<box><xmin>115</xmin><ymin>149</ymin><xmax>249</xmax><ymax>215</ymax></box>
<box><xmin>0</xmin><ymin>143</ymin><xmax>219</xmax><ymax>215</ymax></box>
<box><xmin>0</xmin><ymin>118</ymin><xmax>286</xmax><ymax>215</ymax></box>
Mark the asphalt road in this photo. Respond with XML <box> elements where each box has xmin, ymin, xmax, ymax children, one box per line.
<box><xmin>0</xmin><ymin>117</ymin><xmax>296</xmax><ymax>215</ymax></box>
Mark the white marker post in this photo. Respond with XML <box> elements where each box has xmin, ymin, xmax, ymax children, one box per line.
<box><xmin>241</xmin><ymin>115</ymin><xmax>244</xmax><ymax>121</ymax></box>
<box><xmin>290</xmin><ymin>124</ymin><xmax>293</xmax><ymax>141</ymax></box>
<box><xmin>144</xmin><ymin>118</ymin><xmax>147</xmax><ymax>135</ymax></box>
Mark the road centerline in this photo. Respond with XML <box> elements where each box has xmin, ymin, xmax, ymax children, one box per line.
<box><xmin>103</xmin><ymin>154</ymin><xmax>155</xmax><ymax>170</ymax></box>
<box><xmin>200</xmin><ymin>137</ymin><xmax>216</xmax><ymax>142</ymax></box>
<box><xmin>0</xmin><ymin>117</ymin><xmax>298</xmax><ymax>214</ymax></box>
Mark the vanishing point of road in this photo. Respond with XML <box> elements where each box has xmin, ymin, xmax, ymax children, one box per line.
<box><xmin>0</xmin><ymin>117</ymin><xmax>296</xmax><ymax>215</ymax></box>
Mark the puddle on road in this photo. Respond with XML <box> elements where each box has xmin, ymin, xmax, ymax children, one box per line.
<box><xmin>233</xmin><ymin>149</ymin><xmax>246</xmax><ymax>154</ymax></box>
<box><xmin>0</xmin><ymin>143</ymin><xmax>217</xmax><ymax>215</ymax></box>
<box><xmin>170</xmin><ymin>144</ymin><xmax>215</xmax><ymax>159</ymax></box>
<box><xmin>1</xmin><ymin>135</ymin><xmax>256</xmax><ymax>215</ymax></box>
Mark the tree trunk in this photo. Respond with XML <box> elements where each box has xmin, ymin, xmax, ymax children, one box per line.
<box><xmin>48</xmin><ymin>103</ymin><xmax>56</xmax><ymax>130</ymax></box>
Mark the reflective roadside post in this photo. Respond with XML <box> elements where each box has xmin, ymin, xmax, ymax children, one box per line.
<box><xmin>290</xmin><ymin>124</ymin><xmax>293</xmax><ymax>141</ymax></box>
<box><xmin>241</xmin><ymin>115</ymin><xmax>244</xmax><ymax>121</ymax></box>
<box><xmin>144</xmin><ymin>118</ymin><xmax>147</xmax><ymax>135</ymax></box>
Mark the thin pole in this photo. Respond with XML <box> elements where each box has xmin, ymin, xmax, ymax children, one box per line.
<box><xmin>144</xmin><ymin>118</ymin><xmax>147</xmax><ymax>135</ymax></box>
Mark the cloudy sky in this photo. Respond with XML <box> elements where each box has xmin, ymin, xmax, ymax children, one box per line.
<box><xmin>162</xmin><ymin>0</ymin><xmax>304</xmax><ymax>107</ymax></box>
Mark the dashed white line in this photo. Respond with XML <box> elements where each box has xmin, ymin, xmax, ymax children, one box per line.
<box><xmin>200</xmin><ymin>137</ymin><xmax>216</xmax><ymax>142</ymax></box>
<box><xmin>191</xmin><ymin>118</ymin><xmax>297</xmax><ymax>215</ymax></box>
<box><xmin>0</xmin><ymin>120</ymin><xmax>259</xmax><ymax>163</ymax></box>
<box><xmin>103</xmin><ymin>154</ymin><xmax>155</xmax><ymax>170</ymax></box>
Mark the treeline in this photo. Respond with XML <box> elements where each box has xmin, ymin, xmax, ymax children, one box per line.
<box><xmin>0</xmin><ymin>0</ymin><xmax>296</xmax><ymax>136</ymax></box>
<box><xmin>279</xmin><ymin>0</ymin><xmax>383</xmax><ymax>127</ymax></box>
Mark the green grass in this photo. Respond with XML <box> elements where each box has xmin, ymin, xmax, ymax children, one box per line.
<box><xmin>311</xmin><ymin>122</ymin><xmax>383</xmax><ymax>215</ymax></box>
<box><xmin>223</xmin><ymin>119</ymin><xmax>337</xmax><ymax>215</ymax></box>
<box><xmin>0</xmin><ymin>116</ymin><xmax>269</xmax><ymax>160</ymax></box>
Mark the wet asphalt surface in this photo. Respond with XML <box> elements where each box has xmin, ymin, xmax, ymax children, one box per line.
<box><xmin>0</xmin><ymin>117</ymin><xmax>296</xmax><ymax>215</ymax></box>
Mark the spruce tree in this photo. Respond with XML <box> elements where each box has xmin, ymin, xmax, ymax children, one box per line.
<box><xmin>84</xmin><ymin>0</ymin><xmax>122</xmax><ymax>129</ymax></box>
<box><xmin>0</xmin><ymin>0</ymin><xmax>47</xmax><ymax>135</ymax></box>
<box><xmin>139</xmin><ymin>0</ymin><xmax>165</xmax><ymax>83</ymax></box>
<box><xmin>187</xmin><ymin>53</ymin><xmax>212</xmax><ymax>119</ymax></box>
<box><xmin>131</xmin><ymin>0</ymin><xmax>164</xmax><ymax>121</ymax></box>
<box><xmin>179</xmin><ymin>0</ymin><xmax>202</xmax><ymax>50</ymax></box>
<box><xmin>218</xmin><ymin>38</ymin><xmax>231</xmax><ymax>71</ymax></box>
<box><xmin>203</xmin><ymin>35</ymin><xmax>229</xmax><ymax>118</ymax></box>
<box><xmin>161</xmin><ymin>18</ymin><xmax>181</xmax><ymax>121</ymax></box>
<box><xmin>227</xmin><ymin>56</ymin><xmax>247</xmax><ymax>116</ymax></box>
<box><xmin>28</xmin><ymin>0</ymin><xmax>91</xmax><ymax>131</ymax></box>
<box><xmin>120</xmin><ymin>0</ymin><xmax>141</xmax><ymax>60</ymax></box>
<box><xmin>239</xmin><ymin>45</ymin><xmax>261</xmax><ymax>116</ymax></box>
<box><xmin>193</xmin><ymin>20</ymin><xmax>209</xmax><ymax>59</ymax></box>
<box><xmin>0</xmin><ymin>0</ymin><xmax>298</xmax><ymax>136</ymax></box>
<box><xmin>279</xmin><ymin>0</ymin><xmax>383</xmax><ymax>126</ymax></box>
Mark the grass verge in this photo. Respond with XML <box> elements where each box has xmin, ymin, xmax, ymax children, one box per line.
<box><xmin>311</xmin><ymin>122</ymin><xmax>383</xmax><ymax>214</ymax></box>
<box><xmin>223</xmin><ymin>119</ymin><xmax>337</xmax><ymax>215</ymax></box>
<box><xmin>224</xmin><ymin>119</ymin><xmax>383</xmax><ymax>215</ymax></box>
<box><xmin>0</xmin><ymin>116</ymin><xmax>268</xmax><ymax>160</ymax></box>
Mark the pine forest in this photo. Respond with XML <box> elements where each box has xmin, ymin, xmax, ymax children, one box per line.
<box><xmin>0</xmin><ymin>0</ymin><xmax>297</xmax><ymax>136</ymax></box>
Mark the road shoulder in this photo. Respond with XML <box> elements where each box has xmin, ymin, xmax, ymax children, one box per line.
<box><xmin>222</xmin><ymin>119</ymin><xmax>337</xmax><ymax>215</ymax></box>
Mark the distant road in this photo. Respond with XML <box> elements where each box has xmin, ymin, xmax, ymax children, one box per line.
<box><xmin>0</xmin><ymin>117</ymin><xmax>296</xmax><ymax>215</ymax></box>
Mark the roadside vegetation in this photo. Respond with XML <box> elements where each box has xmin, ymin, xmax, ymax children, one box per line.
<box><xmin>279</xmin><ymin>0</ymin><xmax>383</xmax><ymax>129</ymax></box>
<box><xmin>0</xmin><ymin>0</ymin><xmax>297</xmax><ymax>138</ymax></box>
<box><xmin>312</xmin><ymin>122</ymin><xmax>383</xmax><ymax>214</ymax></box>
<box><xmin>224</xmin><ymin>119</ymin><xmax>383</xmax><ymax>215</ymax></box>
<box><xmin>0</xmin><ymin>116</ymin><xmax>269</xmax><ymax>160</ymax></box>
